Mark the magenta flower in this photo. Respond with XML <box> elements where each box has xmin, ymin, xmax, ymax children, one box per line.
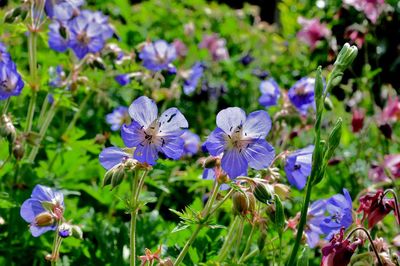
<box><xmin>351</xmin><ymin>109</ymin><xmax>364</xmax><ymax>133</ymax></box>
<box><xmin>369</xmin><ymin>154</ymin><xmax>400</xmax><ymax>182</ymax></box>
<box><xmin>380</xmin><ymin>96</ymin><xmax>400</xmax><ymax>124</ymax></box>
<box><xmin>297</xmin><ymin>17</ymin><xmax>331</xmax><ymax>50</ymax></box>
<box><xmin>344</xmin><ymin>0</ymin><xmax>386</xmax><ymax>24</ymax></box>
<box><xmin>20</xmin><ymin>185</ymin><xmax>64</xmax><ymax>237</ymax></box>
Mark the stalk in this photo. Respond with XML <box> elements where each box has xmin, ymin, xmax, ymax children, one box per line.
<box><xmin>130</xmin><ymin>171</ymin><xmax>140</xmax><ymax>266</ymax></box>
<box><xmin>346</xmin><ymin>227</ymin><xmax>383</xmax><ymax>266</ymax></box>
<box><xmin>238</xmin><ymin>223</ymin><xmax>256</xmax><ymax>263</ymax></box>
<box><xmin>217</xmin><ymin>215</ymin><xmax>240</xmax><ymax>262</ymax></box>
<box><xmin>63</xmin><ymin>91</ymin><xmax>93</xmax><ymax>136</ymax></box>
<box><xmin>2</xmin><ymin>98</ymin><xmax>11</xmax><ymax>114</ymax></box>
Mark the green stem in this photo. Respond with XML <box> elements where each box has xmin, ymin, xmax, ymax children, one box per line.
<box><xmin>37</xmin><ymin>93</ymin><xmax>50</xmax><ymax>128</ymax></box>
<box><xmin>2</xmin><ymin>98</ymin><xmax>11</xmax><ymax>114</ymax></box>
<box><xmin>242</xmin><ymin>248</ymin><xmax>258</xmax><ymax>263</ymax></box>
<box><xmin>174</xmin><ymin>181</ymin><xmax>220</xmax><ymax>265</ymax></box>
<box><xmin>130</xmin><ymin>171</ymin><xmax>140</xmax><ymax>266</ymax></box>
<box><xmin>63</xmin><ymin>91</ymin><xmax>93</xmax><ymax>136</ymax></box>
<box><xmin>238</xmin><ymin>223</ymin><xmax>256</xmax><ymax>263</ymax></box>
<box><xmin>217</xmin><ymin>216</ymin><xmax>240</xmax><ymax>262</ymax></box>
<box><xmin>208</xmin><ymin>188</ymin><xmax>233</xmax><ymax>217</ymax></box>
<box><xmin>25</xmin><ymin>28</ymin><xmax>38</xmax><ymax>133</ymax></box>
<box><xmin>233</xmin><ymin>218</ymin><xmax>245</xmax><ymax>261</ymax></box>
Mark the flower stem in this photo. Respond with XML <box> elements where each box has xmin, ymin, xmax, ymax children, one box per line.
<box><xmin>383</xmin><ymin>189</ymin><xmax>400</xmax><ymax>224</ymax></box>
<box><xmin>25</xmin><ymin>28</ymin><xmax>39</xmax><ymax>133</ymax></box>
<box><xmin>2</xmin><ymin>98</ymin><xmax>11</xmax><ymax>114</ymax></box>
<box><xmin>217</xmin><ymin>215</ymin><xmax>241</xmax><ymax>262</ymax></box>
<box><xmin>346</xmin><ymin>227</ymin><xmax>383</xmax><ymax>266</ymax></box>
<box><xmin>233</xmin><ymin>218</ymin><xmax>245</xmax><ymax>261</ymax></box>
<box><xmin>238</xmin><ymin>222</ymin><xmax>255</xmax><ymax>263</ymax></box>
<box><xmin>130</xmin><ymin>170</ymin><xmax>140</xmax><ymax>266</ymax></box>
<box><xmin>63</xmin><ymin>91</ymin><xmax>93</xmax><ymax>136</ymax></box>
<box><xmin>174</xmin><ymin>181</ymin><xmax>221</xmax><ymax>265</ymax></box>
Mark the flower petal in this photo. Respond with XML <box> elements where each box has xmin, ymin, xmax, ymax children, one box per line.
<box><xmin>128</xmin><ymin>96</ymin><xmax>158</xmax><ymax>128</ymax></box>
<box><xmin>216</xmin><ymin>107</ymin><xmax>246</xmax><ymax>135</ymax></box>
<box><xmin>158</xmin><ymin>107</ymin><xmax>188</xmax><ymax>136</ymax></box>
<box><xmin>159</xmin><ymin>136</ymin><xmax>184</xmax><ymax>160</ymax></box>
<box><xmin>121</xmin><ymin>121</ymin><xmax>145</xmax><ymax>148</ymax></box>
<box><xmin>243</xmin><ymin>140</ymin><xmax>275</xmax><ymax>170</ymax></box>
<box><xmin>134</xmin><ymin>143</ymin><xmax>158</xmax><ymax>165</ymax></box>
<box><xmin>99</xmin><ymin>147</ymin><xmax>130</xmax><ymax>170</ymax></box>
<box><xmin>205</xmin><ymin>128</ymin><xmax>226</xmax><ymax>156</ymax></box>
<box><xmin>221</xmin><ymin>149</ymin><xmax>248</xmax><ymax>178</ymax></box>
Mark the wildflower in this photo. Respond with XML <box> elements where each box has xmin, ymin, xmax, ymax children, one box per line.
<box><xmin>258</xmin><ymin>78</ymin><xmax>280</xmax><ymax>108</ymax></box>
<box><xmin>68</xmin><ymin>10</ymin><xmax>113</xmax><ymax>59</ymax></box>
<box><xmin>20</xmin><ymin>185</ymin><xmax>64</xmax><ymax>237</ymax></box>
<box><xmin>344</xmin><ymin>0</ymin><xmax>386</xmax><ymax>24</ymax></box>
<box><xmin>139</xmin><ymin>246</ymin><xmax>161</xmax><ymax>266</ymax></box>
<box><xmin>284</xmin><ymin>145</ymin><xmax>314</xmax><ymax>190</ymax></box>
<box><xmin>173</xmin><ymin>39</ymin><xmax>187</xmax><ymax>58</ymax></box>
<box><xmin>0</xmin><ymin>63</ymin><xmax>25</xmax><ymax>100</ymax></box>
<box><xmin>199</xmin><ymin>34</ymin><xmax>229</xmax><ymax>61</ymax></box>
<box><xmin>114</xmin><ymin>74</ymin><xmax>130</xmax><ymax>86</ymax></box>
<box><xmin>305</xmin><ymin>200</ymin><xmax>326</xmax><ymax>248</ymax></box>
<box><xmin>297</xmin><ymin>17</ymin><xmax>331</xmax><ymax>50</ymax></box>
<box><xmin>205</xmin><ymin>107</ymin><xmax>275</xmax><ymax>179</ymax></box>
<box><xmin>288</xmin><ymin>77</ymin><xmax>317</xmax><ymax>115</ymax></box>
<box><xmin>351</xmin><ymin>108</ymin><xmax>364</xmax><ymax>133</ymax></box>
<box><xmin>240</xmin><ymin>53</ymin><xmax>254</xmax><ymax>66</ymax></box>
<box><xmin>345</xmin><ymin>24</ymin><xmax>366</xmax><ymax>49</ymax></box>
<box><xmin>358</xmin><ymin>190</ymin><xmax>399</xmax><ymax>229</ymax></box>
<box><xmin>139</xmin><ymin>40</ymin><xmax>177</xmax><ymax>72</ymax></box>
<box><xmin>181</xmin><ymin>129</ymin><xmax>200</xmax><ymax>156</ymax></box>
<box><xmin>121</xmin><ymin>96</ymin><xmax>188</xmax><ymax>165</ymax></box>
<box><xmin>380</xmin><ymin>96</ymin><xmax>400</xmax><ymax>123</ymax></box>
<box><xmin>0</xmin><ymin>42</ymin><xmax>12</xmax><ymax>65</ymax></box>
<box><xmin>99</xmin><ymin>146</ymin><xmax>132</xmax><ymax>170</ymax></box>
<box><xmin>106</xmin><ymin>106</ymin><xmax>130</xmax><ymax>131</ymax></box>
<box><xmin>48</xmin><ymin>66</ymin><xmax>66</xmax><ymax>88</ymax></box>
<box><xmin>48</xmin><ymin>21</ymin><xmax>70</xmax><ymax>52</ymax></box>
<box><xmin>319</xmin><ymin>189</ymin><xmax>353</xmax><ymax>239</ymax></box>
<box><xmin>45</xmin><ymin>0</ymin><xmax>83</xmax><ymax>19</ymax></box>
<box><xmin>321</xmin><ymin>228</ymin><xmax>363</xmax><ymax>266</ymax></box>
<box><xmin>182</xmin><ymin>62</ymin><xmax>204</xmax><ymax>95</ymax></box>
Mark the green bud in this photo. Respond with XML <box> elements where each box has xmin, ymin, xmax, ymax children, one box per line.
<box><xmin>111</xmin><ymin>165</ymin><xmax>125</xmax><ymax>190</ymax></box>
<box><xmin>253</xmin><ymin>183</ymin><xmax>273</xmax><ymax>204</ymax></box>
<box><xmin>257</xmin><ymin>230</ymin><xmax>267</xmax><ymax>251</ymax></box>
<box><xmin>324</xmin><ymin>97</ymin><xmax>333</xmax><ymax>111</ymax></box>
<box><xmin>232</xmin><ymin>191</ymin><xmax>255</xmax><ymax>216</ymax></box>
<box><xmin>274</xmin><ymin>195</ymin><xmax>285</xmax><ymax>235</ymax></box>
<box><xmin>326</xmin><ymin>118</ymin><xmax>342</xmax><ymax>159</ymax></box>
<box><xmin>71</xmin><ymin>225</ymin><xmax>83</xmax><ymax>239</ymax></box>
<box><xmin>314</xmin><ymin>66</ymin><xmax>324</xmax><ymax>112</ymax></box>
<box><xmin>102</xmin><ymin>168</ymin><xmax>114</xmax><ymax>187</ymax></box>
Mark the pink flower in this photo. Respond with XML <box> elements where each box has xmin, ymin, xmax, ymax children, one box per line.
<box><xmin>381</xmin><ymin>96</ymin><xmax>400</xmax><ymax>124</ymax></box>
<box><xmin>344</xmin><ymin>0</ymin><xmax>386</xmax><ymax>24</ymax></box>
<box><xmin>369</xmin><ymin>154</ymin><xmax>400</xmax><ymax>182</ymax></box>
<box><xmin>351</xmin><ymin>108</ymin><xmax>365</xmax><ymax>133</ymax></box>
<box><xmin>321</xmin><ymin>228</ymin><xmax>362</xmax><ymax>266</ymax></box>
<box><xmin>344</xmin><ymin>25</ymin><xmax>366</xmax><ymax>49</ymax></box>
<box><xmin>297</xmin><ymin>17</ymin><xmax>331</xmax><ymax>50</ymax></box>
<box><xmin>173</xmin><ymin>39</ymin><xmax>188</xmax><ymax>58</ymax></box>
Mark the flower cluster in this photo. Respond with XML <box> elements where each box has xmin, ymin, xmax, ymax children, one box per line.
<box><xmin>48</xmin><ymin>2</ymin><xmax>114</xmax><ymax>59</ymax></box>
<box><xmin>199</xmin><ymin>34</ymin><xmax>229</xmax><ymax>61</ymax></box>
<box><xmin>0</xmin><ymin>42</ymin><xmax>24</xmax><ymax>100</ymax></box>
<box><xmin>182</xmin><ymin>62</ymin><xmax>205</xmax><ymax>95</ymax></box>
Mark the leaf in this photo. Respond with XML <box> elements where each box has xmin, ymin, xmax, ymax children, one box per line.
<box><xmin>171</xmin><ymin>222</ymin><xmax>190</xmax><ymax>233</ymax></box>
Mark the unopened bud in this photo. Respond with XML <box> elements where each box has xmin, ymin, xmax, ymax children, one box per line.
<box><xmin>71</xmin><ymin>225</ymin><xmax>83</xmax><ymax>239</ymax></box>
<box><xmin>232</xmin><ymin>191</ymin><xmax>256</xmax><ymax>216</ymax></box>
<box><xmin>12</xmin><ymin>139</ymin><xmax>25</xmax><ymax>160</ymax></box>
<box><xmin>58</xmin><ymin>223</ymin><xmax>72</xmax><ymax>238</ymax></box>
<box><xmin>159</xmin><ymin>258</ymin><xmax>173</xmax><ymax>266</ymax></box>
<box><xmin>324</xmin><ymin>97</ymin><xmax>333</xmax><ymax>111</ymax></box>
<box><xmin>0</xmin><ymin>114</ymin><xmax>16</xmax><ymax>142</ymax></box>
<box><xmin>35</xmin><ymin>212</ymin><xmax>54</xmax><ymax>226</ymax></box>
<box><xmin>111</xmin><ymin>165</ymin><xmax>126</xmax><ymax>190</ymax></box>
<box><xmin>253</xmin><ymin>183</ymin><xmax>273</xmax><ymax>204</ymax></box>
<box><xmin>273</xmin><ymin>183</ymin><xmax>290</xmax><ymax>200</ymax></box>
<box><xmin>203</xmin><ymin>156</ymin><xmax>219</xmax><ymax>168</ymax></box>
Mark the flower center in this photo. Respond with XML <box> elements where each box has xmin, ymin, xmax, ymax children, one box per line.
<box><xmin>226</xmin><ymin>125</ymin><xmax>252</xmax><ymax>152</ymax></box>
<box><xmin>77</xmin><ymin>32</ymin><xmax>91</xmax><ymax>45</ymax></box>
<box><xmin>0</xmin><ymin>78</ymin><xmax>16</xmax><ymax>92</ymax></box>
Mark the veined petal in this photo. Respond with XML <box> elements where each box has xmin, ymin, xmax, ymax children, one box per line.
<box><xmin>159</xmin><ymin>136</ymin><xmax>185</xmax><ymax>160</ymax></box>
<box><xmin>30</xmin><ymin>224</ymin><xmax>56</xmax><ymax>237</ymax></box>
<box><xmin>99</xmin><ymin>147</ymin><xmax>130</xmax><ymax>170</ymax></box>
<box><xmin>205</xmin><ymin>128</ymin><xmax>226</xmax><ymax>156</ymax></box>
<box><xmin>216</xmin><ymin>107</ymin><xmax>246</xmax><ymax>135</ymax></box>
<box><xmin>243</xmin><ymin>140</ymin><xmax>275</xmax><ymax>170</ymax></box>
<box><xmin>134</xmin><ymin>143</ymin><xmax>158</xmax><ymax>165</ymax></box>
<box><xmin>221</xmin><ymin>149</ymin><xmax>248</xmax><ymax>178</ymax></box>
<box><xmin>243</xmin><ymin>111</ymin><xmax>272</xmax><ymax>138</ymax></box>
<box><xmin>158</xmin><ymin>107</ymin><xmax>188</xmax><ymax>136</ymax></box>
<box><xmin>20</xmin><ymin>199</ymin><xmax>44</xmax><ymax>223</ymax></box>
<box><xmin>121</xmin><ymin>121</ymin><xmax>145</xmax><ymax>148</ymax></box>
<box><xmin>128</xmin><ymin>96</ymin><xmax>158</xmax><ymax>128</ymax></box>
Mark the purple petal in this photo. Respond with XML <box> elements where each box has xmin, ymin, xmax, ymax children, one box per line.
<box><xmin>158</xmin><ymin>107</ymin><xmax>188</xmax><ymax>136</ymax></box>
<box><xmin>20</xmin><ymin>199</ymin><xmax>44</xmax><ymax>223</ymax></box>
<box><xmin>31</xmin><ymin>185</ymin><xmax>63</xmax><ymax>204</ymax></box>
<box><xmin>216</xmin><ymin>107</ymin><xmax>246</xmax><ymax>135</ymax></box>
<box><xmin>205</xmin><ymin>128</ymin><xmax>226</xmax><ymax>156</ymax></box>
<box><xmin>128</xmin><ymin>96</ymin><xmax>158</xmax><ymax>128</ymax></box>
<box><xmin>121</xmin><ymin>122</ymin><xmax>145</xmax><ymax>148</ymax></box>
<box><xmin>221</xmin><ymin>149</ymin><xmax>248</xmax><ymax>179</ymax></box>
<box><xmin>243</xmin><ymin>140</ymin><xmax>275</xmax><ymax>170</ymax></box>
<box><xmin>242</xmin><ymin>110</ymin><xmax>272</xmax><ymax>139</ymax></box>
<box><xmin>99</xmin><ymin>147</ymin><xmax>130</xmax><ymax>170</ymax></box>
<box><xmin>134</xmin><ymin>143</ymin><xmax>158</xmax><ymax>165</ymax></box>
<box><xmin>30</xmin><ymin>224</ymin><xmax>56</xmax><ymax>237</ymax></box>
<box><xmin>159</xmin><ymin>136</ymin><xmax>184</xmax><ymax>160</ymax></box>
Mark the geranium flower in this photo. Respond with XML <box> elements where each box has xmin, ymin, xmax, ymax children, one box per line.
<box><xmin>20</xmin><ymin>185</ymin><xmax>64</xmax><ymax>237</ymax></box>
<box><xmin>297</xmin><ymin>17</ymin><xmax>330</xmax><ymax>50</ymax></box>
<box><xmin>258</xmin><ymin>78</ymin><xmax>280</xmax><ymax>108</ymax></box>
<box><xmin>305</xmin><ymin>200</ymin><xmax>326</xmax><ymax>248</ymax></box>
<box><xmin>181</xmin><ymin>129</ymin><xmax>200</xmax><ymax>156</ymax></box>
<box><xmin>45</xmin><ymin>0</ymin><xmax>83</xmax><ymax>19</ymax></box>
<box><xmin>358</xmin><ymin>190</ymin><xmax>399</xmax><ymax>228</ymax></box>
<box><xmin>284</xmin><ymin>145</ymin><xmax>314</xmax><ymax>190</ymax></box>
<box><xmin>199</xmin><ymin>34</ymin><xmax>229</xmax><ymax>61</ymax></box>
<box><xmin>0</xmin><ymin>63</ymin><xmax>24</xmax><ymax>100</ymax></box>
<box><xmin>205</xmin><ymin>107</ymin><xmax>275</xmax><ymax>178</ymax></box>
<box><xmin>114</xmin><ymin>74</ymin><xmax>131</xmax><ymax>86</ymax></box>
<box><xmin>321</xmin><ymin>228</ymin><xmax>362</xmax><ymax>266</ymax></box>
<box><xmin>99</xmin><ymin>146</ymin><xmax>132</xmax><ymax>170</ymax></box>
<box><xmin>121</xmin><ymin>96</ymin><xmax>188</xmax><ymax>165</ymax></box>
<box><xmin>139</xmin><ymin>40</ymin><xmax>177</xmax><ymax>72</ymax></box>
<box><xmin>106</xmin><ymin>106</ymin><xmax>130</xmax><ymax>131</ymax></box>
<box><xmin>183</xmin><ymin>62</ymin><xmax>204</xmax><ymax>95</ymax></box>
<box><xmin>344</xmin><ymin>0</ymin><xmax>386</xmax><ymax>24</ymax></box>
<box><xmin>288</xmin><ymin>77</ymin><xmax>317</xmax><ymax>115</ymax></box>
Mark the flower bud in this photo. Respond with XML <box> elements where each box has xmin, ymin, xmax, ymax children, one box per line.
<box><xmin>203</xmin><ymin>156</ymin><xmax>219</xmax><ymax>168</ymax></box>
<box><xmin>34</xmin><ymin>212</ymin><xmax>54</xmax><ymax>227</ymax></box>
<box><xmin>111</xmin><ymin>165</ymin><xmax>126</xmax><ymax>190</ymax></box>
<box><xmin>12</xmin><ymin>139</ymin><xmax>25</xmax><ymax>160</ymax></box>
<box><xmin>58</xmin><ymin>223</ymin><xmax>72</xmax><ymax>238</ymax></box>
<box><xmin>159</xmin><ymin>258</ymin><xmax>174</xmax><ymax>266</ymax></box>
<box><xmin>102</xmin><ymin>168</ymin><xmax>114</xmax><ymax>188</ymax></box>
<box><xmin>232</xmin><ymin>191</ymin><xmax>256</xmax><ymax>216</ymax></box>
<box><xmin>324</xmin><ymin>97</ymin><xmax>333</xmax><ymax>111</ymax></box>
<box><xmin>273</xmin><ymin>183</ymin><xmax>290</xmax><ymax>200</ymax></box>
<box><xmin>71</xmin><ymin>225</ymin><xmax>83</xmax><ymax>239</ymax></box>
<box><xmin>0</xmin><ymin>114</ymin><xmax>16</xmax><ymax>142</ymax></box>
<box><xmin>253</xmin><ymin>183</ymin><xmax>273</xmax><ymax>204</ymax></box>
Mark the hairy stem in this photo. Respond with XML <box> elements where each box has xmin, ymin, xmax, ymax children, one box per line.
<box><xmin>238</xmin><ymin>223</ymin><xmax>256</xmax><ymax>263</ymax></box>
<box><xmin>217</xmin><ymin>215</ymin><xmax>241</xmax><ymax>262</ymax></box>
<box><xmin>2</xmin><ymin>98</ymin><xmax>11</xmax><ymax>114</ymax></box>
<box><xmin>63</xmin><ymin>91</ymin><xmax>93</xmax><ymax>136</ymax></box>
<box><xmin>346</xmin><ymin>227</ymin><xmax>383</xmax><ymax>266</ymax></box>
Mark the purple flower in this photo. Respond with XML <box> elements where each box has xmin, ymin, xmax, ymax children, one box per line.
<box><xmin>68</xmin><ymin>10</ymin><xmax>112</xmax><ymax>59</ymax></box>
<box><xmin>99</xmin><ymin>146</ymin><xmax>131</xmax><ymax>170</ymax></box>
<box><xmin>344</xmin><ymin>0</ymin><xmax>385</xmax><ymax>24</ymax></box>
<box><xmin>320</xmin><ymin>189</ymin><xmax>353</xmax><ymax>239</ymax></box>
<box><xmin>258</xmin><ymin>79</ymin><xmax>280</xmax><ymax>108</ymax></box>
<box><xmin>288</xmin><ymin>77</ymin><xmax>316</xmax><ymax>115</ymax></box>
<box><xmin>183</xmin><ymin>62</ymin><xmax>204</xmax><ymax>95</ymax></box>
<box><xmin>0</xmin><ymin>63</ymin><xmax>25</xmax><ymax>100</ymax></box>
<box><xmin>139</xmin><ymin>40</ymin><xmax>177</xmax><ymax>72</ymax></box>
<box><xmin>205</xmin><ymin>107</ymin><xmax>275</xmax><ymax>179</ymax></box>
<box><xmin>121</xmin><ymin>96</ymin><xmax>188</xmax><ymax>165</ymax></box>
<box><xmin>20</xmin><ymin>185</ymin><xmax>64</xmax><ymax>237</ymax></box>
<box><xmin>285</xmin><ymin>145</ymin><xmax>314</xmax><ymax>190</ymax></box>
<box><xmin>115</xmin><ymin>74</ymin><xmax>130</xmax><ymax>86</ymax></box>
<box><xmin>45</xmin><ymin>0</ymin><xmax>83</xmax><ymax>19</ymax></box>
<box><xmin>48</xmin><ymin>65</ymin><xmax>66</xmax><ymax>88</ymax></box>
<box><xmin>297</xmin><ymin>17</ymin><xmax>331</xmax><ymax>50</ymax></box>
<box><xmin>48</xmin><ymin>21</ymin><xmax>70</xmax><ymax>52</ymax></box>
<box><xmin>105</xmin><ymin>106</ymin><xmax>130</xmax><ymax>131</ymax></box>
<box><xmin>306</xmin><ymin>200</ymin><xmax>326</xmax><ymax>248</ymax></box>
<box><xmin>181</xmin><ymin>130</ymin><xmax>200</xmax><ymax>156</ymax></box>
<box><xmin>0</xmin><ymin>42</ymin><xmax>12</xmax><ymax>65</ymax></box>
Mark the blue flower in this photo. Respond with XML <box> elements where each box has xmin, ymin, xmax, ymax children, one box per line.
<box><xmin>288</xmin><ymin>77</ymin><xmax>316</xmax><ymax>115</ymax></box>
<box><xmin>284</xmin><ymin>145</ymin><xmax>314</xmax><ymax>190</ymax></box>
<box><xmin>320</xmin><ymin>189</ymin><xmax>353</xmax><ymax>239</ymax></box>
<box><xmin>20</xmin><ymin>185</ymin><xmax>64</xmax><ymax>237</ymax></box>
<box><xmin>0</xmin><ymin>42</ymin><xmax>12</xmax><ymax>65</ymax></box>
<box><xmin>139</xmin><ymin>40</ymin><xmax>177</xmax><ymax>72</ymax></box>
<box><xmin>205</xmin><ymin>107</ymin><xmax>275</xmax><ymax>179</ymax></box>
<box><xmin>305</xmin><ymin>200</ymin><xmax>326</xmax><ymax>248</ymax></box>
<box><xmin>183</xmin><ymin>62</ymin><xmax>204</xmax><ymax>95</ymax></box>
<box><xmin>105</xmin><ymin>106</ymin><xmax>130</xmax><ymax>131</ymax></box>
<box><xmin>99</xmin><ymin>146</ymin><xmax>131</xmax><ymax>170</ymax></box>
<box><xmin>121</xmin><ymin>96</ymin><xmax>188</xmax><ymax>165</ymax></box>
<box><xmin>258</xmin><ymin>78</ymin><xmax>280</xmax><ymax>108</ymax></box>
<box><xmin>181</xmin><ymin>130</ymin><xmax>200</xmax><ymax>156</ymax></box>
<box><xmin>48</xmin><ymin>66</ymin><xmax>66</xmax><ymax>88</ymax></box>
<box><xmin>45</xmin><ymin>0</ymin><xmax>83</xmax><ymax>19</ymax></box>
<box><xmin>114</xmin><ymin>74</ymin><xmax>130</xmax><ymax>86</ymax></box>
<box><xmin>48</xmin><ymin>21</ymin><xmax>70</xmax><ymax>52</ymax></box>
<box><xmin>0</xmin><ymin>63</ymin><xmax>25</xmax><ymax>100</ymax></box>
